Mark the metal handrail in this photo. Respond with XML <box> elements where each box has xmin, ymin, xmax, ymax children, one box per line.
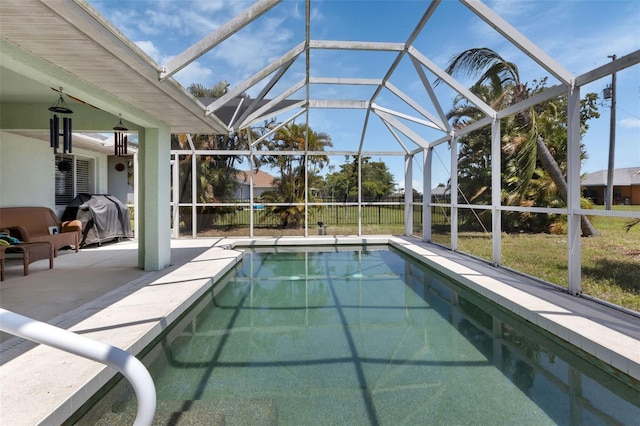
<box><xmin>0</xmin><ymin>308</ymin><xmax>156</xmax><ymax>426</ymax></box>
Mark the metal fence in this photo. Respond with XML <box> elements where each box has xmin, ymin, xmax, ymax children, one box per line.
<box><xmin>180</xmin><ymin>202</ymin><xmax>451</xmax><ymax>232</ymax></box>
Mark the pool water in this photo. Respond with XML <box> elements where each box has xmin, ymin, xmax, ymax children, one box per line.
<box><xmin>76</xmin><ymin>247</ymin><xmax>639</xmax><ymax>425</ymax></box>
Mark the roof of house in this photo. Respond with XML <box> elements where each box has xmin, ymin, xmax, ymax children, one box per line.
<box><xmin>199</xmin><ymin>97</ymin><xmax>302</xmax><ymax>128</ymax></box>
<box><xmin>431</xmin><ymin>186</ymin><xmax>450</xmax><ymax>196</ymax></box>
<box><xmin>236</xmin><ymin>170</ymin><xmax>276</xmax><ymax>188</ymax></box>
<box><xmin>582</xmin><ymin>167</ymin><xmax>640</xmax><ymax>186</ymax></box>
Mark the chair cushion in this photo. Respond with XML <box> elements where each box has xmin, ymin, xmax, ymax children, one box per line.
<box><xmin>0</xmin><ymin>234</ymin><xmax>21</xmax><ymax>245</ymax></box>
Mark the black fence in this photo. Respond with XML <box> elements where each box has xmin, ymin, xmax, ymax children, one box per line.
<box><xmin>179</xmin><ymin>202</ymin><xmax>451</xmax><ymax>232</ymax></box>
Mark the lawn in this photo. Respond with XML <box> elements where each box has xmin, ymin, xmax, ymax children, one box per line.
<box><xmin>451</xmin><ymin>207</ymin><xmax>640</xmax><ymax>312</ymax></box>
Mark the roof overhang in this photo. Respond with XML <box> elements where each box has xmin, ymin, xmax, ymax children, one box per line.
<box><xmin>0</xmin><ymin>0</ymin><xmax>223</xmax><ymax>134</ymax></box>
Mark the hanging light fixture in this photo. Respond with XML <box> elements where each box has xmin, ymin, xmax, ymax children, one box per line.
<box><xmin>49</xmin><ymin>88</ymin><xmax>73</xmax><ymax>154</ymax></box>
<box><xmin>113</xmin><ymin>115</ymin><xmax>128</xmax><ymax>156</ymax></box>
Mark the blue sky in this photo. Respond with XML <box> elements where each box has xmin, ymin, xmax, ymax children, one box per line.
<box><xmin>90</xmin><ymin>0</ymin><xmax>639</xmax><ymax>191</ymax></box>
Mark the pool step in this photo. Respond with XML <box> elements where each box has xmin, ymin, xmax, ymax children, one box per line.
<box><xmin>91</xmin><ymin>398</ymin><xmax>278</xmax><ymax>425</ymax></box>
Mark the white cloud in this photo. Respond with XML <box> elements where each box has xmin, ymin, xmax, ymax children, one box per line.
<box><xmin>208</xmin><ymin>15</ymin><xmax>296</xmax><ymax>80</ymax></box>
<box><xmin>620</xmin><ymin>117</ymin><xmax>640</xmax><ymax>129</ymax></box>
<box><xmin>174</xmin><ymin>62</ymin><xmax>214</xmax><ymax>88</ymax></box>
<box><xmin>194</xmin><ymin>0</ymin><xmax>255</xmax><ymax>15</ymax></box>
<box><xmin>466</xmin><ymin>1</ymin><xmax>640</xmax><ymax>80</ymax></box>
<box><xmin>413</xmin><ymin>179</ymin><xmax>424</xmax><ymax>193</ymax></box>
<box><xmin>135</xmin><ymin>40</ymin><xmax>163</xmax><ymax>63</ymax></box>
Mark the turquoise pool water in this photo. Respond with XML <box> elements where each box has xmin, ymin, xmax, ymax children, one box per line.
<box><xmin>76</xmin><ymin>246</ymin><xmax>639</xmax><ymax>425</ymax></box>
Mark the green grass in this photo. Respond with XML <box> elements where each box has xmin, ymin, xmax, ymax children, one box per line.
<box><xmin>452</xmin><ymin>208</ymin><xmax>640</xmax><ymax>312</ymax></box>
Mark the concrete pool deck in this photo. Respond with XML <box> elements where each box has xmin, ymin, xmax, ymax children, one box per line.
<box><xmin>0</xmin><ymin>236</ymin><xmax>638</xmax><ymax>425</ymax></box>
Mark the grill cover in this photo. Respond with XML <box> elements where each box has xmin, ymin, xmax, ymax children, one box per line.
<box><xmin>62</xmin><ymin>194</ymin><xmax>133</xmax><ymax>247</ymax></box>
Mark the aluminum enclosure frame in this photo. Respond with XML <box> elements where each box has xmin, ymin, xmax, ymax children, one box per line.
<box><xmin>163</xmin><ymin>0</ymin><xmax>639</xmax><ymax>297</ymax></box>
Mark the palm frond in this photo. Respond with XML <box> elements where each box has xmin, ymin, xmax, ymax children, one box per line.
<box><xmin>625</xmin><ymin>218</ymin><xmax>640</xmax><ymax>232</ymax></box>
<box><xmin>441</xmin><ymin>48</ymin><xmax>520</xmax><ymax>88</ymax></box>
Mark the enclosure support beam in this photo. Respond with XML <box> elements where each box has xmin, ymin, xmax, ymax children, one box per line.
<box><xmin>461</xmin><ymin>0</ymin><xmax>574</xmax><ymax>86</ymax></box>
<box><xmin>373</xmin><ymin>110</ymin><xmax>430</xmax><ymax>149</ymax></box>
<box><xmin>250</xmin><ymin>109</ymin><xmax>306</xmax><ymax>146</ymax></box>
<box><xmin>304</xmin><ymin>0</ymin><xmax>312</xmax><ymax>239</ymax></box>
<box><xmin>309</xmin><ymin>99</ymin><xmax>368</xmax><ymax>109</ymax></box>
<box><xmin>134</xmin><ymin>152</ymin><xmax>140</xmax><ymax>242</ymax></box>
<box><xmin>567</xmin><ymin>86</ymin><xmax>582</xmax><ymax>295</ymax></box>
<box><xmin>358</xmin><ymin>155</ymin><xmax>362</xmax><ymax>236</ymax></box>
<box><xmin>205</xmin><ymin>42</ymin><xmax>305</xmax><ymax>117</ymax></box>
<box><xmin>380</xmin><ymin>120</ymin><xmax>411</xmax><ymax>154</ymax></box>
<box><xmin>450</xmin><ymin>136</ymin><xmax>458</xmax><ymax>251</ymax></box>
<box><xmin>576</xmin><ymin>49</ymin><xmax>640</xmax><ymax>86</ymax></box>
<box><xmin>372</xmin><ymin>103</ymin><xmax>441</xmax><ymax>129</ymax></box>
<box><xmin>423</xmin><ymin>148</ymin><xmax>432</xmax><ymax>242</ymax></box>
<box><xmin>408</xmin><ymin>57</ymin><xmax>451</xmax><ymax>133</ymax></box>
<box><xmin>310</xmin><ymin>77</ymin><xmax>383</xmax><ymax>85</ymax></box>
<box><xmin>232</xmin><ymin>58</ymin><xmax>296</xmax><ymax>129</ymax></box>
<box><xmin>159</xmin><ymin>0</ymin><xmax>282</xmax><ymax>81</ymax></box>
<box><xmin>249</xmin><ymin>153</ymin><xmax>255</xmax><ymax>238</ymax></box>
<box><xmin>191</xmin><ymin>148</ymin><xmax>197</xmax><ymax>239</ymax></box>
<box><xmin>404</xmin><ymin>155</ymin><xmax>413</xmax><ymax>236</ymax></box>
<box><xmin>384</xmin><ymin>81</ymin><xmax>447</xmax><ymax>131</ymax></box>
<box><xmin>409</xmin><ymin>47</ymin><xmax>496</xmax><ymax>119</ymax></box>
<box><xmin>171</xmin><ymin>154</ymin><xmax>179</xmax><ymax>239</ymax></box>
<box><xmin>239</xmin><ymin>79</ymin><xmax>305</xmax><ymax>128</ymax></box>
<box><xmin>491</xmin><ymin>119</ymin><xmax>502</xmax><ymax>265</ymax></box>
<box><xmin>309</xmin><ymin>40</ymin><xmax>405</xmax><ymax>51</ymax></box>
<box><xmin>245</xmin><ymin>100</ymin><xmax>306</xmax><ymax>129</ymax></box>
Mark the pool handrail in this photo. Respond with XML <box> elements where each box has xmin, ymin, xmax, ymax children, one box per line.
<box><xmin>0</xmin><ymin>308</ymin><xmax>156</xmax><ymax>426</ymax></box>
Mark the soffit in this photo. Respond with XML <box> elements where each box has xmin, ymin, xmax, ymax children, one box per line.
<box><xmin>0</xmin><ymin>0</ymin><xmax>221</xmax><ymax>134</ymax></box>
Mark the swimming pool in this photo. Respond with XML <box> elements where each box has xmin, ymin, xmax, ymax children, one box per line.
<box><xmin>75</xmin><ymin>246</ymin><xmax>639</xmax><ymax>425</ymax></box>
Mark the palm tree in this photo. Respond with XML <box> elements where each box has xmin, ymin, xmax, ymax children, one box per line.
<box><xmin>173</xmin><ymin>133</ymin><xmax>245</xmax><ymax>231</ymax></box>
<box><xmin>443</xmin><ymin>48</ymin><xmax>599</xmax><ymax>236</ymax></box>
<box><xmin>173</xmin><ymin>82</ymin><xmax>259</xmax><ymax>231</ymax></box>
<box><xmin>258</xmin><ymin>123</ymin><xmax>332</xmax><ymax>228</ymax></box>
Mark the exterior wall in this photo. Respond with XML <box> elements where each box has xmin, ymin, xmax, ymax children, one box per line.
<box><xmin>107</xmin><ymin>156</ymin><xmax>134</xmax><ymax>205</ymax></box>
<box><xmin>582</xmin><ymin>185</ymin><xmax>639</xmax><ymax>206</ymax></box>
<box><xmin>1</xmin><ymin>131</ymin><xmax>54</xmax><ymax>208</ymax></box>
<box><xmin>582</xmin><ymin>187</ymin><xmax>604</xmax><ymax>205</ymax></box>
<box><xmin>619</xmin><ymin>186</ymin><xmax>631</xmax><ymax>204</ymax></box>
<box><xmin>631</xmin><ymin>186</ymin><xmax>640</xmax><ymax>205</ymax></box>
<box><xmin>233</xmin><ymin>184</ymin><xmax>269</xmax><ymax>200</ymax></box>
<box><xmin>0</xmin><ymin>131</ymin><xmax>109</xmax><ymax>214</ymax></box>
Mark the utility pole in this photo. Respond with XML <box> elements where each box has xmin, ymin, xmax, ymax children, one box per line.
<box><xmin>605</xmin><ymin>54</ymin><xmax>617</xmax><ymax>210</ymax></box>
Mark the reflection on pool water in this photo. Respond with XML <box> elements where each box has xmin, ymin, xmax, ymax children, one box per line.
<box><xmin>76</xmin><ymin>246</ymin><xmax>639</xmax><ymax>425</ymax></box>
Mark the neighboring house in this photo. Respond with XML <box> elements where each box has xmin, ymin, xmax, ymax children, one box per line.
<box><xmin>431</xmin><ymin>186</ymin><xmax>451</xmax><ymax>203</ymax></box>
<box><xmin>232</xmin><ymin>170</ymin><xmax>276</xmax><ymax>201</ymax></box>
<box><xmin>582</xmin><ymin>167</ymin><xmax>640</xmax><ymax>205</ymax></box>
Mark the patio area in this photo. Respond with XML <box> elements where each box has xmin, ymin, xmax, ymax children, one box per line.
<box><xmin>0</xmin><ymin>239</ymin><xmax>218</xmax><ymax>358</ymax></box>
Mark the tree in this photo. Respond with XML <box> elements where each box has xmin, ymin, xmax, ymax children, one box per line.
<box><xmin>257</xmin><ymin>123</ymin><xmax>333</xmax><ymax>228</ymax></box>
<box><xmin>173</xmin><ymin>82</ymin><xmax>260</xmax><ymax>231</ymax></box>
<box><xmin>443</xmin><ymin>48</ymin><xmax>599</xmax><ymax>236</ymax></box>
<box><xmin>325</xmin><ymin>156</ymin><xmax>358</xmax><ymax>202</ymax></box>
<box><xmin>324</xmin><ymin>156</ymin><xmax>396</xmax><ymax>202</ymax></box>
<box><xmin>187</xmin><ymin>81</ymin><xmax>229</xmax><ymax>97</ymax></box>
<box><xmin>361</xmin><ymin>158</ymin><xmax>396</xmax><ymax>200</ymax></box>
<box><xmin>187</xmin><ymin>81</ymin><xmax>249</xmax><ymax>99</ymax></box>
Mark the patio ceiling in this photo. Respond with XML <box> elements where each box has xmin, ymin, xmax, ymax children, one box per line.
<box><xmin>0</xmin><ymin>0</ymin><xmax>222</xmax><ymax>134</ymax></box>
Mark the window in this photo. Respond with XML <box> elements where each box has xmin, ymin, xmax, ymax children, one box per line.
<box><xmin>55</xmin><ymin>156</ymin><xmax>91</xmax><ymax>205</ymax></box>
